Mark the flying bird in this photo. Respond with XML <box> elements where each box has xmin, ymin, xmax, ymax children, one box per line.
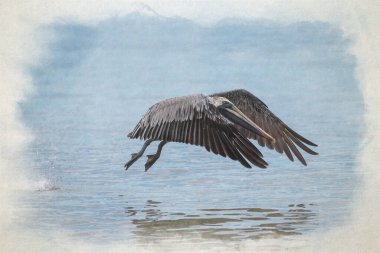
<box><xmin>125</xmin><ymin>89</ymin><xmax>317</xmax><ymax>171</ymax></box>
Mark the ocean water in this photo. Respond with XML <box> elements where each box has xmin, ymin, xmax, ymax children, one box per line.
<box><xmin>20</xmin><ymin>14</ymin><xmax>363</xmax><ymax>245</ymax></box>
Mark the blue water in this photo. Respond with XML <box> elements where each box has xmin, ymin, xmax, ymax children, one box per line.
<box><xmin>20</xmin><ymin>14</ymin><xmax>363</xmax><ymax>244</ymax></box>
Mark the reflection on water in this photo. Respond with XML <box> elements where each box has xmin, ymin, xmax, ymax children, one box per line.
<box><xmin>19</xmin><ymin>14</ymin><xmax>363</xmax><ymax>247</ymax></box>
<box><xmin>127</xmin><ymin>200</ymin><xmax>316</xmax><ymax>241</ymax></box>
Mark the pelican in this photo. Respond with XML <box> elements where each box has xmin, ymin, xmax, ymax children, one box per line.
<box><xmin>125</xmin><ymin>89</ymin><xmax>317</xmax><ymax>171</ymax></box>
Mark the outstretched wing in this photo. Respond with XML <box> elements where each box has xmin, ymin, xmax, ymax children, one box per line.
<box><xmin>211</xmin><ymin>89</ymin><xmax>318</xmax><ymax>165</ymax></box>
<box><xmin>128</xmin><ymin>94</ymin><xmax>268</xmax><ymax>168</ymax></box>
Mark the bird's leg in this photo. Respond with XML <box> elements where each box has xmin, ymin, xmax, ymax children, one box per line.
<box><xmin>145</xmin><ymin>141</ymin><xmax>167</xmax><ymax>172</ymax></box>
<box><xmin>125</xmin><ymin>139</ymin><xmax>154</xmax><ymax>170</ymax></box>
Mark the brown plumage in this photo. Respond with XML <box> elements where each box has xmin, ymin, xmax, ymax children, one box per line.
<box><xmin>211</xmin><ymin>89</ymin><xmax>318</xmax><ymax>166</ymax></box>
<box><xmin>128</xmin><ymin>94</ymin><xmax>268</xmax><ymax>169</ymax></box>
<box><xmin>125</xmin><ymin>89</ymin><xmax>317</xmax><ymax>171</ymax></box>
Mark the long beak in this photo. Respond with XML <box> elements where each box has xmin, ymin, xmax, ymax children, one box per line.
<box><xmin>220</xmin><ymin>105</ymin><xmax>275</xmax><ymax>143</ymax></box>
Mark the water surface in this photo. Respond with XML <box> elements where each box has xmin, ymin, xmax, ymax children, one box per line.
<box><xmin>21</xmin><ymin>14</ymin><xmax>363</xmax><ymax>245</ymax></box>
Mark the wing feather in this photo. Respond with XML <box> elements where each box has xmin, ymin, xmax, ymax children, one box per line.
<box><xmin>128</xmin><ymin>94</ymin><xmax>267</xmax><ymax>168</ymax></box>
<box><xmin>211</xmin><ymin>129</ymin><xmax>227</xmax><ymax>158</ymax></box>
<box><xmin>211</xmin><ymin>89</ymin><xmax>317</xmax><ymax>166</ymax></box>
<box><xmin>220</xmin><ymin>132</ymin><xmax>251</xmax><ymax>168</ymax></box>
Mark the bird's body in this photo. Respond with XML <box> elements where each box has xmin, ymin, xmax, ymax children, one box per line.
<box><xmin>125</xmin><ymin>89</ymin><xmax>317</xmax><ymax>171</ymax></box>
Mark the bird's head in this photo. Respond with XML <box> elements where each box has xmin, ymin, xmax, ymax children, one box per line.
<box><xmin>210</xmin><ymin>96</ymin><xmax>275</xmax><ymax>143</ymax></box>
<box><xmin>210</xmin><ymin>96</ymin><xmax>233</xmax><ymax>108</ymax></box>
